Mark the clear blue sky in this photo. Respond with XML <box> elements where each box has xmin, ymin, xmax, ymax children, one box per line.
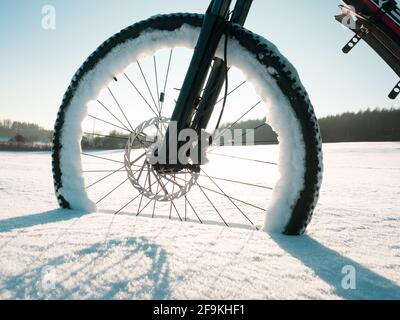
<box><xmin>0</xmin><ymin>0</ymin><xmax>398</xmax><ymax>129</ymax></box>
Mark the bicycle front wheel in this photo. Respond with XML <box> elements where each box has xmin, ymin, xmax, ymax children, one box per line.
<box><xmin>52</xmin><ymin>14</ymin><xmax>323</xmax><ymax>235</ymax></box>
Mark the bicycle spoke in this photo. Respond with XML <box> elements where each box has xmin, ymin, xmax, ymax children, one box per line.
<box><xmin>201</xmin><ymin>169</ymin><xmax>256</xmax><ymax>227</ymax></box>
<box><xmin>130</xmin><ymin>152</ymin><xmax>147</xmax><ymax>166</ymax></box>
<box><xmin>199</xmin><ymin>174</ymin><xmax>273</xmax><ymax>190</ymax></box>
<box><xmin>108</xmin><ymin>87</ymin><xmax>135</xmax><ymax>132</ymax></box>
<box><xmin>114</xmin><ymin>178</ymin><xmax>159</xmax><ymax>215</ymax></box>
<box><xmin>86</xmin><ymin>164</ymin><xmax>125</xmax><ymax>189</ymax></box>
<box><xmin>135</xmin><ymin>159</ymin><xmax>148</xmax><ymax>182</ymax></box>
<box><xmin>160</xmin><ymin>49</ymin><xmax>173</xmax><ymax>114</ymax></box>
<box><xmin>215</xmin><ymin>80</ymin><xmax>246</xmax><ymax>105</ymax></box>
<box><xmin>246</xmin><ymin>123</ymin><xmax>268</xmax><ymax>136</ymax></box>
<box><xmin>182</xmin><ymin>173</ymin><xmax>203</xmax><ymax>224</ymax></box>
<box><xmin>236</xmin><ymin>123</ymin><xmax>274</xmax><ymax>145</ymax></box>
<box><xmin>124</xmin><ymin>72</ymin><xmax>159</xmax><ymax>118</ymax></box>
<box><xmin>207</xmin><ymin>123</ymin><xmax>267</xmax><ymax>153</ymax></box>
<box><xmin>81</xmin><ymin>153</ymin><xmax>124</xmax><ymax>164</ymax></box>
<box><xmin>159</xmin><ymin>173</ymin><xmax>184</xmax><ymax>190</ymax></box>
<box><xmin>255</xmin><ymin>140</ymin><xmax>279</xmax><ymax>144</ymax></box>
<box><xmin>154</xmin><ymin>173</ymin><xmax>182</xmax><ymax>221</ymax></box>
<box><xmin>207</xmin><ymin>152</ymin><xmax>278</xmax><ymax>166</ymax></box>
<box><xmin>82</xmin><ymin>163</ymin><xmax>142</xmax><ymax>174</ymax></box>
<box><xmin>114</xmin><ymin>193</ymin><xmax>144</xmax><ymax>216</ymax></box>
<box><xmin>136</xmin><ymin>171</ymin><xmax>149</xmax><ymax>215</ymax></box>
<box><xmin>88</xmin><ymin>115</ymin><xmax>131</xmax><ymax>133</ymax></box>
<box><xmin>152</xmin><ymin>183</ymin><xmax>160</xmax><ymax>218</ymax></box>
<box><xmin>81</xmin><ymin>151</ymin><xmax>146</xmax><ymax>168</ymax></box>
<box><xmin>153</xmin><ymin>56</ymin><xmax>161</xmax><ymax>114</ymax></box>
<box><xmin>83</xmin><ymin>170</ymin><xmax>126</xmax><ymax>173</ymax></box>
<box><xmin>137</xmin><ymin>180</ymin><xmax>171</xmax><ymax>217</ymax></box>
<box><xmin>200</xmin><ymin>184</ymin><xmax>266</xmax><ymax>212</ymax></box>
<box><xmin>96</xmin><ymin>177</ymin><xmax>130</xmax><ymax>205</ymax></box>
<box><xmin>142</xmin><ymin>169</ymin><xmax>202</xmax><ymax>224</ymax></box>
<box><xmin>195</xmin><ymin>182</ymin><xmax>229</xmax><ymax>227</ymax></box>
<box><xmin>137</xmin><ymin>61</ymin><xmax>160</xmax><ymax>114</ymax></box>
<box><xmin>202</xmin><ymin>184</ymin><xmax>265</xmax><ymax>211</ymax></box>
<box><xmin>228</xmin><ymin>100</ymin><xmax>262</xmax><ymax>126</ymax></box>
<box><xmin>147</xmin><ymin>162</ymin><xmax>152</xmax><ymax>194</ymax></box>
<box><xmin>209</xmin><ymin>123</ymin><xmax>277</xmax><ymax>153</ymax></box>
<box><xmin>83</xmin><ymin>132</ymin><xmax>129</xmax><ymax>141</ymax></box>
<box><xmin>169</xmin><ymin>183</ymin><xmax>175</xmax><ymax>219</ymax></box>
<box><xmin>97</xmin><ymin>99</ymin><xmax>131</xmax><ymax>132</ymax></box>
<box><xmin>213</xmin><ymin>100</ymin><xmax>262</xmax><ymax>143</ymax></box>
<box><xmin>185</xmin><ymin>195</ymin><xmax>203</xmax><ymax>224</ymax></box>
<box><xmin>92</xmin><ymin>162</ymin><xmax>147</xmax><ymax>204</ymax></box>
<box><xmin>133</xmin><ymin>133</ymin><xmax>153</xmax><ymax>153</ymax></box>
<box><xmin>173</xmin><ymin>175</ymin><xmax>265</xmax><ymax>212</ymax></box>
<box><xmin>184</xmin><ymin>173</ymin><xmax>187</xmax><ymax>221</ymax></box>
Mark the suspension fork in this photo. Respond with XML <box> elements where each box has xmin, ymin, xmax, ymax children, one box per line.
<box><xmin>162</xmin><ymin>0</ymin><xmax>253</xmax><ymax>165</ymax></box>
<box><xmin>169</xmin><ymin>0</ymin><xmax>232</xmax><ymax>133</ymax></box>
<box><xmin>191</xmin><ymin>0</ymin><xmax>253</xmax><ymax>131</ymax></box>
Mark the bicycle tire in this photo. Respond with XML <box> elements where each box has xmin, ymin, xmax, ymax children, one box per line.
<box><xmin>52</xmin><ymin>13</ymin><xmax>323</xmax><ymax>235</ymax></box>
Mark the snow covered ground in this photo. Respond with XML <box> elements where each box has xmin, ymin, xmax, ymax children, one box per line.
<box><xmin>0</xmin><ymin>142</ymin><xmax>399</xmax><ymax>300</ymax></box>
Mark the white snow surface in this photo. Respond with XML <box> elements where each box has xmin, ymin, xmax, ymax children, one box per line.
<box><xmin>59</xmin><ymin>23</ymin><xmax>307</xmax><ymax>233</ymax></box>
<box><xmin>0</xmin><ymin>143</ymin><xmax>399</xmax><ymax>300</ymax></box>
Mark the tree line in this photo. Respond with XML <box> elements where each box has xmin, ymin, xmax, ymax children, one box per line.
<box><xmin>220</xmin><ymin>108</ymin><xmax>400</xmax><ymax>144</ymax></box>
<box><xmin>1</xmin><ymin>108</ymin><xmax>399</xmax><ymax>151</ymax></box>
<box><xmin>318</xmin><ymin>108</ymin><xmax>400</xmax><ymax>142</ymax></box>
<box><xmin>0</xmin><ymin>120</ymin><xmax>53</xmax><ymax>143</ymax></box>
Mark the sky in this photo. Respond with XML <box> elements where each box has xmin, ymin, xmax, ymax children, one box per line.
<box><xmin>0</xmin><ymin>0</ymin><xmax>398</xmax><ymax>129</ymax></box>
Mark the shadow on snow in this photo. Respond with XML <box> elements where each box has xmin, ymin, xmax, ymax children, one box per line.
<box><xmin>0</xmin><ymin>236</ymin><xmax>170</xmax><ymax>300</ymax></box>
<box><xmin>0</xmin><ymin>209</ymin><xmax>170</xmax><ymax>299</ymax></box>
<box><xmin>271</xmin><ymin>234</ymin><xmax>400</xmax><ymax>300</ymax></box>
<box><xmin>0</xmin><ymin>209</ymin><xmax>398</xmax><ymax>300</ymax></box>
<box><xmin>0</xmin><ymin>209</ymin><xmax>85</xmax><ymax>233</ymax></box>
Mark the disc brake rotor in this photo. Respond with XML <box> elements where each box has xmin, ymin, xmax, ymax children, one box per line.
<box><xmin>124</xmin><ymin>117</ymin><xmax>199</xmax><ymax>202</ymax></box>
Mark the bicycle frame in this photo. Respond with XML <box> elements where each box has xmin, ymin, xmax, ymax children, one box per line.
<box><xmin>337</xmin><ymin>0</ymin><xmax>400</xmax><ymax>98</ymax></box>
<box><xmin>162</xmin><ymin>0</ymin><xmax>253</xmax><ymax>166</ymax></box>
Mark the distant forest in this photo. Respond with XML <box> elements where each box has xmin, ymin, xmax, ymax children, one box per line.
<box><xmin>319</xmin><ymin>108</ymin><xmax>400</xmax><ymax>142</ymax></box>
<box><xmin>0</xmin><ymin>120</ymin><xmax>52</xmax><ymax>143</ymax></box>
<box><xmin>220</xmin><ymin>108</ymin><xmax>400</xmax><ymax>144</ymax></box>
<box><xmin>0</xmin><ymin>108</ymin><xmax>399</xmax><ymax>151</ymax></box>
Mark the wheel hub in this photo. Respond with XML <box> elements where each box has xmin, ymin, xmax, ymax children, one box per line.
<box><xmin>124</xmin><ymin>117</ymin><xmax>199</xmax><ymax>202</ymax></box>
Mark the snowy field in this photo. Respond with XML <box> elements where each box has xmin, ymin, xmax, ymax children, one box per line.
<box><xmin>0</xmin><ymin>142</ymin><xmax>399</xmax><ymax>300</ymax></box>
